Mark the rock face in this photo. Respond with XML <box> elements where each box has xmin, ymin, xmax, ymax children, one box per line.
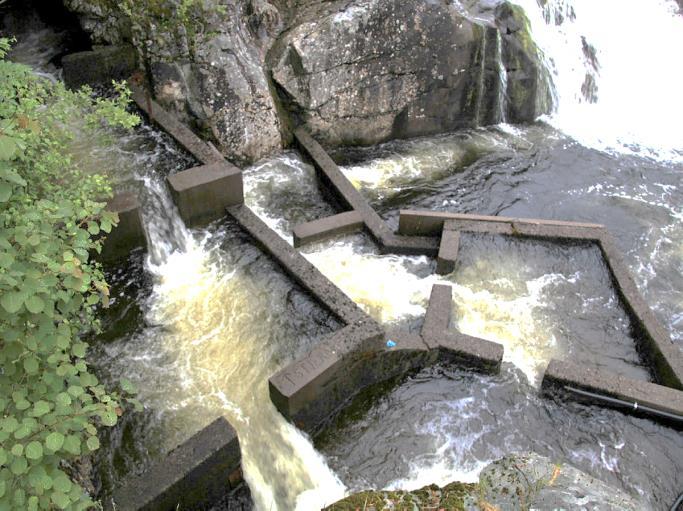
<box><xmin>271</xmin><ymin>0</ymin><xmax>552</xmax><ymax>147</ymax></box>
<box><xmin>64</xmin><ymin>0</ymin><xmax>283</xmax><ymax>165</ymax></box>
<box><xmin>324</xmin><ymin>452</ymin><xmax>643</xmax><ymax>510</ymax></box>
<box><xmin>63</xmin><ymin>0</ymin><xmax>552</xmax><ymax>162</ymax></box>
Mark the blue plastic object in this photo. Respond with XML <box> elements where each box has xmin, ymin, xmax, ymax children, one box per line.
<box><xmin>386</xmin><ymin>340</ymin><xmax>397</xmax><ymax>348</ymax></box>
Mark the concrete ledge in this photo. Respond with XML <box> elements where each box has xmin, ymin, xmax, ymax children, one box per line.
<box><xmin>168</xmin><ymin>162</ymin><xmax>243</xmax><ymax>227</ymax></box>
<box><xmin>292</xmin><ymin>211</ymin><xmax>363</xmax><ymax>248</ymax></box>
<box><xmin>398</xmin><ymin>210</ymin><xmax>604</xmax><ymax>236</ymax></box>
<box><xmin>597</xmin><ymin>232</ymin><xmax>683</xmax><ymax>389</ymax></box>
<box><xmin>227</xmin><ymin>204</ymin><xmax>371</xmax><ymax>326</ymax></box>
<box><xmin>269</xmin><ymin>321</ymin><xmax>386</xmax><ymax>430</ymax></box>
<box><xmin>436</xmin><ymin>230</ymin><xmax>460</xmax><ymax>274</ymax></box>
<box><xmin>439</xmin><ymin>332</ymin><xmax>504</xmax><ymax>374</ymax></box>
<box><xmin>542</xmin><ymin>359</ymin><xmax>683</xmax><ymax>426</ymax></box>
<box><xmin>63</xmin><ymin>45</ymin><xmax>136</xmax><ymax>89</ymax></box>
<box><xmin>109</xmin><ymin>417</ymin><xmax>241</xmax><ymax>510</ymax></box>
<box><xmin>101</xmin><ymin>192</ymin><xmax>146</xmax><ymax>262</ymax></box>
<box><xmin>129</xmin><ymin>82</ymin><xmax>224</xmax><ymax>165</ymax></box>
<box><xmin>421</xmin><ymin>284</ymin><xmax>504</xmax><ymax>372</ymax></box>
<box><xmin>422</xmin><ymin>284</ymin><xmax>453</xmax><ymax>348</ymax></box>
<box><xmin>270</xmin><ymin>325</ymin><xmax>438</xmax><ymax>434</ymax></box>
<box><xmin>382</xmin><ymin>234</ymin><xmax>440</xmax><ymax>256</ymax></box>
<box><xmin>293</xmin><ymin>128</ymin><xmax>395</xmax><ymax>245</ymax></box>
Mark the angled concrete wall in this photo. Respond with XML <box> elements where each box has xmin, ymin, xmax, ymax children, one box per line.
<box><xmin>107</xmin><ymin>417</ymin><xmax>241</xmax><ymax>511</ymax></box>
<box><xmin>101</xmin><ymin>192</ymin><xmax>147</xmax><ymax>263</ymax></box>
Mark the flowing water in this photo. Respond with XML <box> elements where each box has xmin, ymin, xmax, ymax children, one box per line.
<box><xmin>5</xmin><ymin>0</ymin><xmax>683</xmax><ymax>508</ymax></box>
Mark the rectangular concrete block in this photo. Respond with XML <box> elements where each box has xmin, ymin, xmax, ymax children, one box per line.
<box><xmin>269</xmin><ymin>321</ymin><xmax>385</xmax><ymax>430</ymax></box>
<box><xmin>293</xmin><ymin>211</ymin><xmax>363</xmax><ymax>247</ymax></box>
<box><xmin>436</xmin><ymin>230</ymin><xmax>460</xmax><ymax>275</ymax></box>
<box><xmin>109</xmin><ymin>417</ymin><xmax>241</xmax><ymax>511</ymax></box>
<box><xmin>63</xmin><ymin>45</ymin><xmax>136</xmax><ymax>89</ymax></box>
<box><xmin>101</xmin><ymin>192</ymin><xmax>147</xmax><ymax>263</ymax></box>
<box><xmin>542</xmin><ymin>359</ymin><xmax>683</xmax><ymax>423</ymax></box>
<box><xmin>168</xmin><ymin>163</ymin><xmax>243</xmax><ymax>227</ymax></box>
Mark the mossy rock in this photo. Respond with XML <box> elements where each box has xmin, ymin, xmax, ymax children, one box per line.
<box><xmin>323</xmin><ymin>482</ymin><xmax>478</xmax><ymax>511</ymax></box>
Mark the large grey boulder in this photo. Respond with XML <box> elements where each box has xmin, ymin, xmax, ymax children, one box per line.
<box><xmin>468</xmin><ymin>452</ymin><xmax>642</xmax><ymax>510</ymax></box>
<box><xmin>271</xmin><ymin>0</ymin><xmax>552</xmax><ymax>148</ymax></box>
<box><xmin>64</xmin><ymin>0</ymin><xmax>283</xmax><ymax>165</ymax></box>
<box><xmin>64</xmin><ymin>0</ymin><xmax>551</xmax><ymax>161</ymax></box>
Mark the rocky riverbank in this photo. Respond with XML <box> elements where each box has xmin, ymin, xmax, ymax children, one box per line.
<box><xmin>324</xmin><ymin>453</ymin><xmax>643</xmax><ymax>510</ymax></box>
<box><xmin>63</xmin><ymin>0</ymin><xmax>552</xmax><ymax>164</ymax></box>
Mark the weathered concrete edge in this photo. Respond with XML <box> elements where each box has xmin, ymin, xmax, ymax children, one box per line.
<box><xmin>100</xmin><ymin>191</ymin><xmax>147</xmax><ymax>263</ymax></box>
<box><xmin>422</xmin><ymin>284</ymin><xmax>504</xmax><ymax>373</ymax></box>
<box><xmin>293</xmin><ymin>128</ymin><xmax>439</xmax><ymax>256</ymax></box>
<box><xmin>293</xmin><ymin>211</ymin><xmax>364</xmax><ymax>248</ymax></box>
<box><xmin>129</xmin><ymin>82</ymin><xmax>224</xmax><ymax>165</ymax></box>
<box><xmin>108</xmin><ymin>417</ymin><xmax>241</xmax><ymax>510</ymax></box>
<box><xmin>542</xmin><ymin>359</ymin><xmax>683</xmax><ymax>426</ymax></box>
<box><xmin>436</xmin><ymin>230</ymin><xmax>460</xmax><ymax>275</ymax></box>
<box><xmin>597</xmin><ymin>232</ymin><xmax>683</xmax><ymax>389</ymax></box>
<box><xmin>227</xmin><ymin>204</ymin><xmax>370</xmax><ymax>326</ymax></box>
<box><xmin>398</xmin><ymin>209</ymin><xmax>605</xmax><ymax>236</ymax></box>
<box><xmin>168</xmin><ymin>162</ymin><xmax>244</xmax><ymax>228</ymax></box>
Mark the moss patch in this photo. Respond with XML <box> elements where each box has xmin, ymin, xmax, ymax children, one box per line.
<box><xmin>324</xmin><ymin>481</ymin><xmax>478</xmax><ymax>510</ymax></box>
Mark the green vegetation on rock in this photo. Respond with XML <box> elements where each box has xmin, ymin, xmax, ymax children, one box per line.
<box><xmin>323</xmin><ymin>482</ymin><xmax>478</xmax><ymax>511</ymax></box>
<box><xmin>0</xmin><ymin>38</ymin><xmax>141</xmax><ymax>510</ymax></box>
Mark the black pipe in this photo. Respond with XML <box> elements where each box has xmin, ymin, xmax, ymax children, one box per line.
<box><xmin>671</xmin><ymin>491</ymin><xmax>683</xmax><ymax>511</ymax></box>
<box><xmin>563</xmin><ymin>386</ymin><xmax>683</xmax><ymax>423</ymax></box>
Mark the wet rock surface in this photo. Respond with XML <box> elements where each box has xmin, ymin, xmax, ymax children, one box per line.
<box><xmin>324</xmin><ymin>452</ymin><xmax>643</xmax><ymax>510</ymax></box>
<box><xmin>62</xmin><ymin>0</ymin><xmax>551</xmax><ymax>162</ymax></box>
<box><xmin>273</xmin><ymin>0</ymin><xmax>551</xmax><ymax>148</ymax></box>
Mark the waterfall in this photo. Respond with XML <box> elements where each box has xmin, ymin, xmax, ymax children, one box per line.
<box><xmin>512</xmin><ymin>0</ymin><xmax>683</xmax><ymax>162</ymax></box>
<box><xmin>126</xmin><ymin>169</ymin><xmax>346</xmax><ymax>511</ymax></box>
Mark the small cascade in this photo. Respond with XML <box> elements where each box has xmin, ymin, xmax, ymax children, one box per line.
<box><xmin>493</xmin><ymin>30</ymin><xmax>508</xmax><ymax>125</ymax></box>
<box><xmin>137</xmin><ymin>174</ymin><xmax>194</xmax><ymax>266</ymax></box>
<box><xmin>512</xmin><ymin>0</ymin><xmax>683</xmax><ymax>161</ymax></box>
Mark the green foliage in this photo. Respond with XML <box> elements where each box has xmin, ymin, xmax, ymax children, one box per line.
<box><xmin>118</xmin><ymin>0</ymin><xmax>227</xmax><ymax>55</ymax></box>
<box><xmin>0</xmin><ymin>38</ymin><xmax>141</xmax><ymax>509</ymax></box>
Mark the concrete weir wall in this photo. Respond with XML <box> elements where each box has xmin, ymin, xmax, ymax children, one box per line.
<box><xmin>94</xmin><ymin>80</ymin><xmax>683</xmax><ymax>508</ymax></box>
<box><xmin>101</xmin><ymin>192</ymin><xmax>146</xmax><ymax>262</ymax></box>
<box><xmin>168</xmin><ymin>162</ymin><xmax>243</xmax><ymax>227</ymax></box>
<box><xmin>108</xmin><ymin>417</ymin><xmax>242</xmax><ymax>510</ymax></box>
<box><xmin>398</xmin><ymin>209</ymin><xmax>683</xmax><ymax>425</ymax></box>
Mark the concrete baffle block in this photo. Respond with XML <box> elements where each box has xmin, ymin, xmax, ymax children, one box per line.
<box><xmin>109</xmin><ymin>417</ymin><xmax>242</xmax><ymax>511</ymax></box>
<box><xmin>101</xmin><ymin>192</ymin><xmax>146</xmax><ymax>263</ymax></box>
<box><xmin>436</xmin><ymin>230</ymin><xmax>460</xmax><ymax>274</ymax></box>
<box><xmin>167</xmin><ymin>162</ymin><xmax>243</xmax><ymax>227</ymax></box>
<box><xmin>293</xmin><ymin>210</ymin><xmax>364</xmax><ymax>247</ymax></box>
<box><xmin>62</xmin><ymin>45</ymin><xmax>136</xmax><ymax>89</ymax></box>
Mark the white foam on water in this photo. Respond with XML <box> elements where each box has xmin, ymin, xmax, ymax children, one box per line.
<box><xmin>302</xmin><ymin>238</ymin><xmax>440</xmax><ymax>324</ymax></box>
<box><xmin>138</xmin><ymin>237</ymin><xmax>348</xmax><ymax>511</ymax></box>
<box><xmin>514</xmin><ymin>0</ymin><xmax>683</xmax><ymax>162</ymax></box>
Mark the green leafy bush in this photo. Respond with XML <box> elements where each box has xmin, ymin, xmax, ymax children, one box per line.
<box><xmin>0</xmin><ymin>38</ymin><xmax>141</xmax><ymax>510</ymax></box>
